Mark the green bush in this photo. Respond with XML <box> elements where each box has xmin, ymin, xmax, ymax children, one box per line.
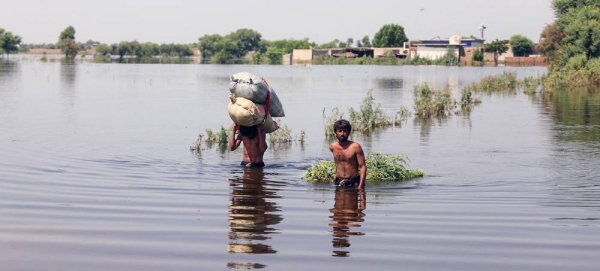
<box><xmin>472</xmin><ymin>48</ymin><xmax>484</xmax><ymax>62</ymax></box>
<box><xmin>303</xmin><ymin>152</ymin><xmax>425</xmax><ymax>183</ymax></box>
<box><xmin>413</xmin><ymin>84</ymin><xmax>456</xmax><ymax>118</ymax></box>
<box><xmin>323</xmin><ymin>90</ymin><xmax>405</xmax><ymax>137</ymax></box>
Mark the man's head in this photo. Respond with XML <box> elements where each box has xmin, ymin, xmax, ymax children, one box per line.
<box><xmin>239</xmin><ymin>125</ymin><xmax>258</xmax><ymax>138</ymax></box>
<box><xmin>333</xmin><ymin>119</ymin><xmax>352</xmax><ymax>142</ymax></box>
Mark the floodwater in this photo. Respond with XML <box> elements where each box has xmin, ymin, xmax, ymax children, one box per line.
<box><xmin>1</xmin><ymin>58</ymin><xmax>599</xmax><ymax>271</ymax></box>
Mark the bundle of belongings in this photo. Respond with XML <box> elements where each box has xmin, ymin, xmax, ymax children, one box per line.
<box><xmin>227</xmin><ymin>72</ymin><xmax>285</xmax><ymax>133</ymax></box>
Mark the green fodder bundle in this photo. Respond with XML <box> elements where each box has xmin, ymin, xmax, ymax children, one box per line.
<box><xmin>303</xmin><ymin>152</ymin><xmax>425</xmax><ymax>184</ymax></box>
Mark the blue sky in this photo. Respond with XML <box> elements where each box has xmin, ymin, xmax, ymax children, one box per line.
<box><xmin>2</xmin><ymin>0</ymin><xmax>555</xmax><ymax>44</ymax></box>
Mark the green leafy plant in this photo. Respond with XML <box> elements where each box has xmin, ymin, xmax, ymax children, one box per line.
<box><xmin>303</xmin><ymin>152</ymin><xmax>425</xmax><ymax>183</ymax></box>
<box><xmin>413</xmin><ymin>84</ymin><xmax>457</xmax><ymax>118</ymax></box>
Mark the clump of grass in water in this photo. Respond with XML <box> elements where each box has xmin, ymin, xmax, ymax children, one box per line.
<box><xmin>268</xmin><ymin>120</ymin><xmax>306</xmax><ymax>144</ymax></box>
<box><xmin>303</xmin><ymin>152</ymin><xmax>425</xmax><ymax>183</ymax></box>
<box><xmin>413</xmin><ymin>84</ymin><xmax>457</xmax><ymax>118</ymax></box>
<box><xmin>323</xmin><ymin>90</ymin><xmax>410</xmax><ymax>137</ymax></box>
<box><xmin>464</xmin><ymin>72</ymin><xmax>544</xmax><ymax>95</ymax></box>
<box><xmin>519</xmin><ymin>75</ymin><xmax>544</xmax><ymax>95</ymax></box>
<box><xmin>192</xmin><ymin>121</ymin><xmax>306</xmax><ymax>151</ymax></box>
<box><xmin>458</xmin><ymin>87</ymin><xmax>482</xmax><ymax>114</ymax></box>
<box><xmin>349</xmin><ymin>89</ymin><xmax>393</xmax><ymax>134</ymax></box>
<box><xmin>190</xmin><ymin>126</ymin><xmax>231</xmax><ymax>151</ymax></box>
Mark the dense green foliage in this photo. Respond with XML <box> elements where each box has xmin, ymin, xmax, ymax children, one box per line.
<box><xmin>0</xmin><ymin>28</ymin><xmax>22</xmax><ymax>57</ymax></box>
<box><xmin>413</xmin><ymin>84</ymin><xmax>456</xmax><ymax>118</ymax></box>
<box><xmin>103</xmin><ymin>41</ymin><xmax>193</xmax><ymax>60</ymax></box>
<box><xmin>472</xmin><ymin>48</ymin><xmax>484</xmax><ymax>62</ymax></box>
<box><xmin>259</xmin><ymin>38</ymin><xmax>313</xmax><ymax>64</ymax></box>
<box><xmin>542</xmin><ymin>0</ymin><xmax>600</xmax><ymax>88</ymax></box>
<box><xmin>510</xmin><ymin>35</ymin><xmax>535</xmax><ymax>57</ymax></box>
<box><xmin>372</xmin><ymin>24</ymin><xmax>408</xmax><ymax>48</ymax></box>
<box><xmin>435</xmin><ymin>48</ymin><xmax>459</xmax><ymax>66</ymax></box>
<box><xmin>303</xmin><ymin>152</ymin><xmax>425</xmax><ymax>183</ymax></box>
<box><xmin>198</xmin><ymin>28</ymin><xmax>262</xmax><ymax>64</ymax></box>
<box><xmin>59</xmin><ymin>26</ymin><xmax>79</xmax><ymax>60</ymax></box>
<box><xmin>485</xmin><ymin>39</ymin><xmax>509</xmax><ymax>66</ymax></box>
<box><xmin>361</xmin><ymin>35</ymin><xmax>371</xmax><ymax>47</ymax></box>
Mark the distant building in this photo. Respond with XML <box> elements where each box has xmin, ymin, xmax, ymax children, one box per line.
<box><xmin>409</xmin><ymin>36</ymin><xmax>485</xmax><ymax>48</ymax></box>
<box><xmin>409</xmin><ymin>35</ymin><xmax>480</xmax><ymax>61</ymax></box>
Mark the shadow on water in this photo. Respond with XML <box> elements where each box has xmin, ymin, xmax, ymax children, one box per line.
<box><xmin>227</xmin><ymin>167</ymin><xmax>284</xmax><ymax>269</ymax></box>
<box><xmin>329</xmin><ymin>188</ymin><xmax>366</xmax><ymax>257</ymax></box>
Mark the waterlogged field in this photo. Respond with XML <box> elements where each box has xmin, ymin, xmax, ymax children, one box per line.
<box><xmin>1</xmin><ymin>58</ymin><xmax>600</xmax><ymax>271</ymax></box>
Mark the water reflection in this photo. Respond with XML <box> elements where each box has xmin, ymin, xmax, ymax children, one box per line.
<box><xmin>376</xmin><ymin>78</ymin><xmax>403</xmax><ymax>89</ymax></box>
<box><xmin>541</xmin><ymin>88</ymin><xmax>600</xmax><ymax>211</ymax></box>
<box><xmin>227</xmin><ymin>168</ymin><xmax>283</xmax><ymax>267</ymax></box>
<box><xmin>329</xmin><ymin>188</ymin><xmax>366</xmax><ymax>257</ymax></box>
<box><xmin>60</xmin><ymin>62</ymin><xmax>77</xmax><ymax>88</ymax></box>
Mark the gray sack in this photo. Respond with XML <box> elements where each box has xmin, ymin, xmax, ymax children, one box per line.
<box><xmin>228</xmin><ymin>72</ymin><xmax>285</xmax><ymax>117</ymax></box>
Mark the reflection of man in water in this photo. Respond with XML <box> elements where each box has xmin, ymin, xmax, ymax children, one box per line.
<box><xmin>329</xmin><ymin>187</ymin><xmax>366</xmax><ymax>257</ymax></box>
<box><xmin>227</xmin><ymin>167</ymin><xmax>280</xmax><ymax>255</ymax></box>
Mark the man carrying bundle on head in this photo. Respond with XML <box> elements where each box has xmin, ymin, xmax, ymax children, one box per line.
<box><xmin>229</xmin><ymin>124</ymin><xmax>267</xmax><ymax>168</ymax></box>
<box><xmin>227</xmin><ymin>72</ymin><xmax>285</xmax><ymax>168</ymax></box>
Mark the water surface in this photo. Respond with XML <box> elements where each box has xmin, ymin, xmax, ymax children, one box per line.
<box><xmin>1</xmin><ymin>59</ymin><xmax>599</xmax><ymax>270</ymax></box>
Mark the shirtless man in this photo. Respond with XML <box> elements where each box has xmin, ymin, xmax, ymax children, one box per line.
<box><xmin>329</xmin><ymin>119</ymin><xmax>367</xmax><ymax>189</ymax></box>
<box><xmin>229</xmin><ymin>124</ymin><xmax>267</xmax><ymax>168</ymax></box>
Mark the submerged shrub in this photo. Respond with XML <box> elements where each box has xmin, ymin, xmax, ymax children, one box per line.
<box><xmin>303</xmin><ymin>152</ymin><xmax>425</xmax><ymax>183</ymax></box>
<box><xmin>323</xmin><ymin>90</ymin><xmax>407</xmax><ymax>136</ymax></box>
<box><xmin>459</xmin><ymin>87</ymin><xmax>482</xmax><ymax>113</ymax></box>
<box><xmin>268</xmin><ymin>121</ymin><xmax>304</xmax><ymax>144</ymax></box>
<box><xmin>348</xmin><ymin>89</ymin><xmax>393</xmax><ymax>134</ymax></box>
<box><xmin>413</xmin><ymin>84</ymin><xmax>457</xmax><ymax>118</ymax></box>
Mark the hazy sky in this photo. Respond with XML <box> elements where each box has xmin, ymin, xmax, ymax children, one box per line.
<box><xmin>2</xmin><ymin>0</ymin><xmax>555</xmax><ymax>45</ymax></box>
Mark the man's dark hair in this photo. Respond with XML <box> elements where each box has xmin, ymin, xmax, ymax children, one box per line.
<box><xmin>239</xmin><ymin>125</ymin><xmax>258</xmax><ymax>138</ymax></box>
<box><xmin>333</xmin><ymin>119</ymin><xmax>352</xmax><ymax>134</ymax></box>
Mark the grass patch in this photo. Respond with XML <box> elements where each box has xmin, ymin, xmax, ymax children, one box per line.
<box><xmin>413</xmin><ymin>84</ymin><xmax>457</xmax><ymax>118</ymax></box>
<box><xmin>268</xmin><ymin>120</ymin><xmax>306</xmax><ymax>144</ymax></box>
<box><xmin>303</xmin><ymin>152</ymin><xmax>425</xmax><ymax>183</ymax></box>
<box><xmin>323</xmin><ymin>90</ymin><xmax>411</xmax><ymax>137</ymax></box>
<box><xmin>191</xmin><ymin>122</ymin><xmax>305</xmax><ymax>151</ymax></box>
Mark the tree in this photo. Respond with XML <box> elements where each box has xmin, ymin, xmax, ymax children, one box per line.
<box><xmin>227</xmin><ymin>28</ymin><xmax>262</xmax><ymax>59</ymax></box>
<box><xmin>59</xmin><ymin>26</ymin><xmax>79</xmax><ymax>60</ymax></box>
<box><xmin>553</xmin><ymin>0</ymin><xmax>600</xmax><ymax>17</ymax></box>
<box><xmin>545</xmin><ymin>2</ymin><xmax>600</xmax><ymax>87</ymax></box>
<box><xmin>198</xmin><ymin>34</ymin><xmax>224</xmax><ymax>61</ymax></box>
<box><xmin>510</xmin><ymin>35</ymin><xmax>535</xmax><ymax>57</ymax></box>
<box><xmin>0</xmin><ymin>29</ymin><xmax>22</xmax><ymax>57</ymax></box>
<box><xmin>361</xmin><ymin>35</ymin><xmax>371</xmax><ymax>47</ymax></box>
<box><xmin>485</xmin><ymin>39</ymin><xmax>508</xmax><ymax>66</ymax></box>
<box><xmin>94</xmin><ymin>43</ymin><xmax>112</xmax><ymax>57</ymax></box>
<box><xmin>347</xmin><ymin>38</ymin><xmax>354</xmax><ymax>47</ymax></box>
<box><xmin>536</xmin><ymin>22</ymin><xmax>564</xmax><ymax>61</ymax></box>
<box><xmin>317</xmin><ymin>39</ymin><xmax>340</xmax><ymax>49</ymax></box>
<box><xmin>472</xmin><ymin>48</ymin><xmax>484</xmax><ymax>62</ymax></box>
<box><xmin>198</xmin><ymin>29</ymin><xmax>263</xmax><ymax>64</ymax></box>
<box><xmin>372</xmin><ymin>24</ymin><xmax>408</xmax><ymax>48</ymax></box>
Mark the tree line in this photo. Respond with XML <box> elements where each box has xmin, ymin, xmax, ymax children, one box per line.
<box><xmin>3</xmin><ymin>5</ymin><xmax>597</xmax><ymax>89</ymax></box>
